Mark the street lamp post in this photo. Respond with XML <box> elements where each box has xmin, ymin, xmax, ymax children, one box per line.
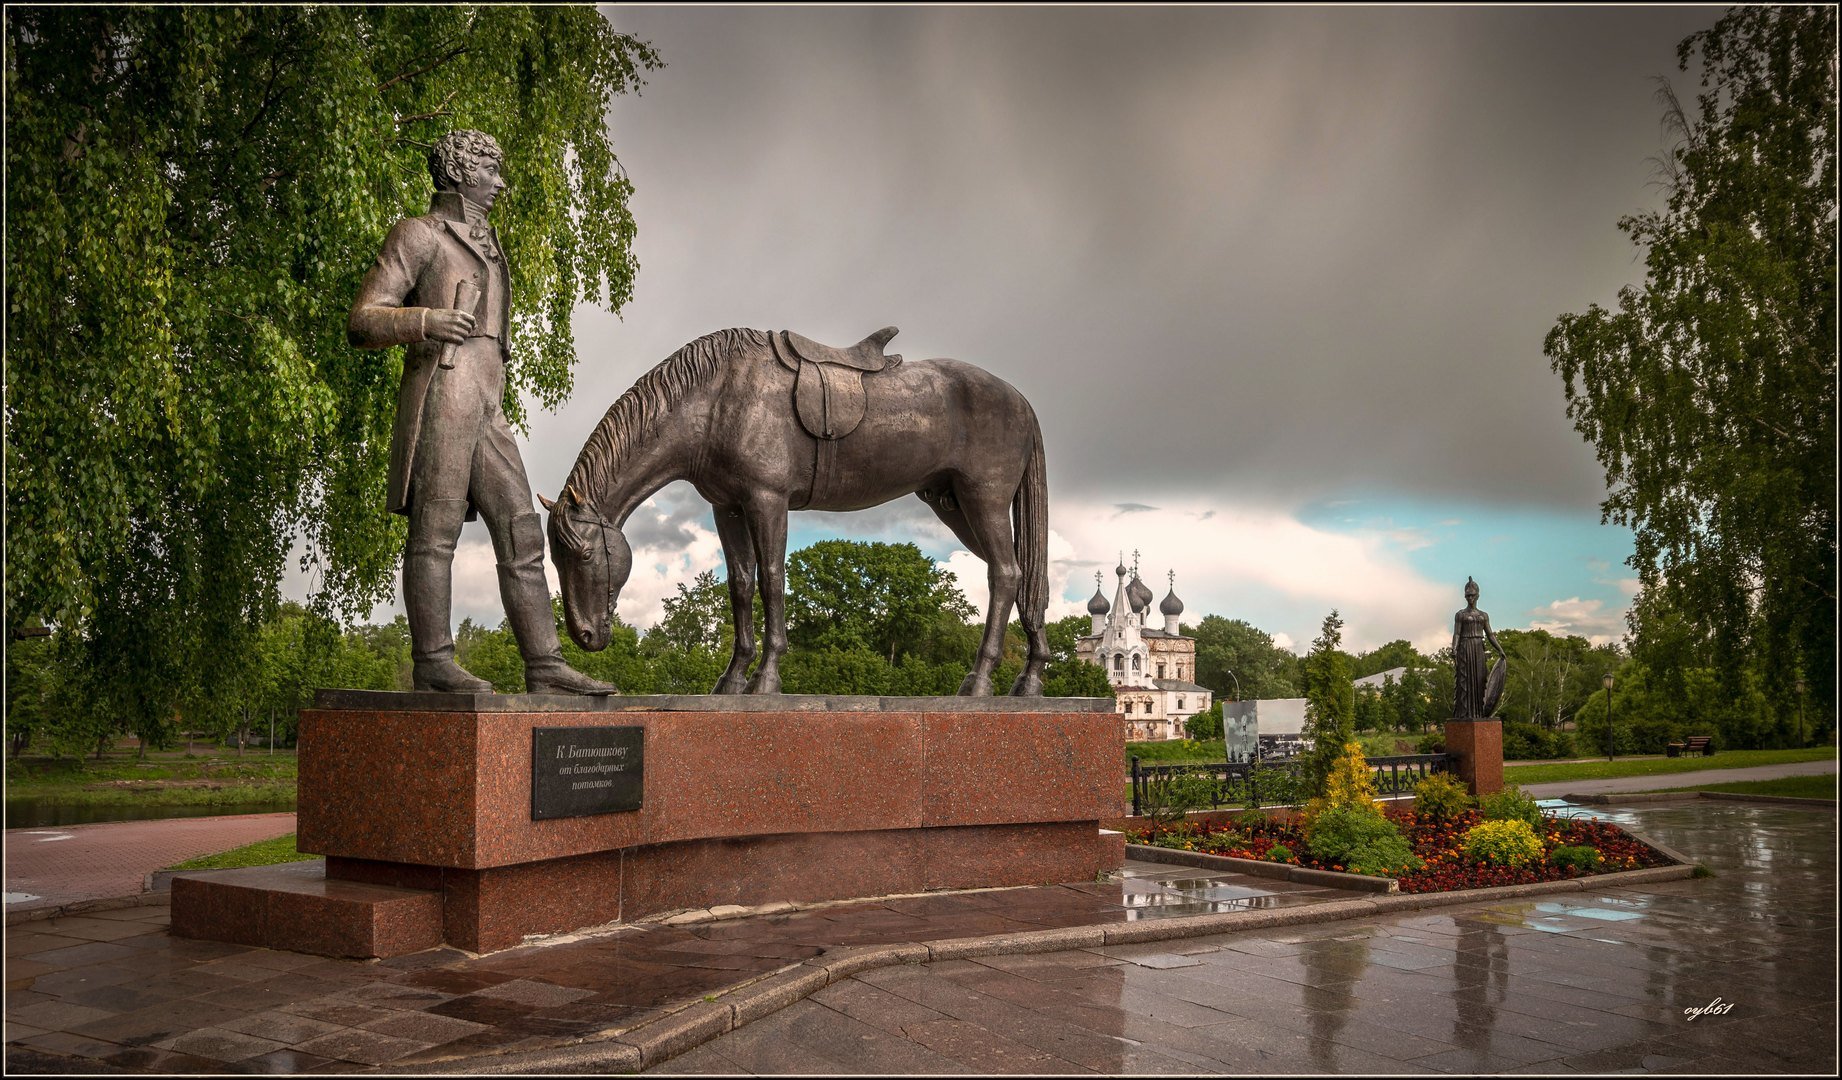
<box><xmin>1602</xmin><ymin>672</ymin><xmax>1616</xmax><ymax>762</ymax></box>
<box><xmin>1795</xmin><ymin>677</ymin><xmax>1807</xmax><ymax>748</ymax></box>
<box><xmin>1225</xmin><ymin>669</ymin><xmax>1241</xmax><ymax>702</ymax></box>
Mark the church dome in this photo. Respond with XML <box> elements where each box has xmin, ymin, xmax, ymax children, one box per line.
<box><xmin>1087</xmin><ymin>587</ymin><xmax>1111</xmax><ymax>615</ymax></box>
<box><xmin>1160</xmin><ymin>587</ymin><xmax>1184</xmax><ymax>617</ymax></box>
<box><xmin>1127</xmin><ymin>573</ymin><xmax>1154</xmax><ymax>615</ymax></box>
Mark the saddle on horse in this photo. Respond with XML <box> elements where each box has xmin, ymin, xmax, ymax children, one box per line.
<box><xmin>772</xmin><ymin>326</ymin><xmax>902</xmax><ymax>441</ymax></box>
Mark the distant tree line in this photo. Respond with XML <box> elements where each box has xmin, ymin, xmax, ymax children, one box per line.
<box><xmin>4</xmin><ymin>540</ymin><xmax>1111</xmax><ymax>759</ymax></box>
<box><xmin>8</xmin><ymin>535</ymin><xmax>1822</xmax><ymax>761</ymax></box>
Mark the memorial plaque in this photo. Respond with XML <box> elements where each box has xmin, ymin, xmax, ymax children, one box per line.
<box><xmin>532</xmin><ymin>727</ymin><xmax>644</xmax><ymax>820</ymax></box>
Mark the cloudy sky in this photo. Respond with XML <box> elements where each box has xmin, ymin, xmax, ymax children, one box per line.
<box><xmin>360</xmin><ymin>4</ymin><xmax>1727</xmax><ymax>655</ymax></box>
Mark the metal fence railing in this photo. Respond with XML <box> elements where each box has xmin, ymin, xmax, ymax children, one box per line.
<box><xmin>1128</xmin><ymin>753</ymin><xmax>1453</xmax><ymax>816</ymax></box>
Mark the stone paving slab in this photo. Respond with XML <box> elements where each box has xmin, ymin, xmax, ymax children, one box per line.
<box><xmin>6</xmin><ymin>799</ymin><xmax>1835</xmax><ymax>1075</ymax></box>
<box><xmin>2</xmin><ymin>860</ymin><xmax>1357</xmax><ymax>1074</ymax></box>
<box><xmin>635</xmin><ymin>800</ymin><xmax>1835</xmax><ymax>1075</ymax></box>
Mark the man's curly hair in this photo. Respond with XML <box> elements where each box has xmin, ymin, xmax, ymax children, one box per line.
<box><xmin>429</xmin><ymin>130</ymin><xmax>504</xmax><ymax>191</ymax></box>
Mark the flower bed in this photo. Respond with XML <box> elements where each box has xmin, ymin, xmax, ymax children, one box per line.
<box><xmin>1127</xmin><ymin>807</ymin><xmax>1673</xmax><ymax>892</ymax></box>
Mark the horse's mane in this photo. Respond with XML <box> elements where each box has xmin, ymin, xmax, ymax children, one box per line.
<box><xmin>564</xmin><ymin>327</ymin><xmax>768</xmax><ymax>506</ymax></box>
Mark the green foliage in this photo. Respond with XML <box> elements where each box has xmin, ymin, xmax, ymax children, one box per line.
<box><xmin>1495</xmin><ymin>629</ymin><xmax>1618</xmax><ymax>731</ymax></box>
<box><xmin>1479</xmin><ymin>785</ymin><xmax>1545</xmax><ymax>831</ymax></box>
<box><xmin>1141</xmin><ymin>766</ymin><xmax>1220</xmax><ymax>833</ymax></box>
<box><xmin>1545</xmin><ymin>7</ymin><xmax>1837</xmax><ymax>742</ymax></box>
<box><xmin>1265</xmin><ymin>843</ymin><xmax>1293</xmax><ymax>864</ymax></box>
<box><xmin>1043</xmin><ymin>614</ymin><xmax>1114</xmax><ymax>697</ymax></box>
<box><xmin>1462</xmin><ymin>819</ymin><xmax>1545</xmax><ymax>867</ymax></box>
<box><xmin>1351</xmin><ymin>640</ymin><xmax>1425</xmax><ymax>680</ymax></box>
<box><xmin>1412</xmin><ymin>772</ymin><xmax>1474</xmax><ymax>821</ymax></box>
<box><xmin>456</xmin><ymin>618</ymin><xmax>526</xmax><ymax>693</ymax></box>
<box><xmin>1182</xmin><ymin>615</ymin><xmax>1299</xmax><ymax>699</ymax></box>
<box><xmin>1415</xmin><ymin>731</ymin><xmax>1446</xmax><ymax>755</ymax></box>
<box><xmin>1247</xmin><ymin>761</ymin><xmax>1311</xmax><ymax>809</ymax></box>
<box><xmin>1501</xmin><ymin>720</ymin><xmax>1576</xmax><ymax>761</ymax></box>
<box><xmin>637</xmin><ymin>570</ymin><xmax>733</xmax><ymax>693</ymax></box>
<box><xmin>1304</xmin><ymin>803</ymin><xmax>1421</xmax><ymax>877</ymax></box>
<box><xmin>785</xmin><ymin>540</ymin><xmax>976</xmax><ymax>664</ymax></box>
<box><xmin>5</xmin><ymin>7</ymin><xmax>662</xmax><ymax>745</ymax></box>
<box><xmin>1297</xmin><ymin>611</ymin><xmax>1355</xmax><ymax>795</ymax></box>
<box><xmin>1549</xmin><ymin>845</ymin><xmax>1602</xmax><ymax>872</ymax></box>
<box><xmin>1184</xmin><ymin>700</ymin><xmax>1224</xmax><ymax>741</ymax></box>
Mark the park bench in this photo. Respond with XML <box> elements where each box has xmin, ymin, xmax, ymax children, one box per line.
<box><xmin>1683</xmin><ymin>735</ymin><xmax>1714</xmax><ymax>757</ymax></box>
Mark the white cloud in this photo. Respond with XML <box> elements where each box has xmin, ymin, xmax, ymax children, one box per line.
<box><xmin>1042</xmin><ymin>497</ymin><xmax>1449</xmax><ymax>654</ymax></box>
<box><xmin>1525</xmin><ymin>595</ymin><xmax>1629</xmax><ymax>646</ymax></box>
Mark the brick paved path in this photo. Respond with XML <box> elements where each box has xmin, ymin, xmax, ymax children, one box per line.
<box><xmin>4</xmin><ymin>813</ymin><xmax>297</xmax><ymax>915</ymax></box>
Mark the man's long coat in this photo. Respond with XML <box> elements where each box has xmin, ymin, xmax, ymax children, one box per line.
<box><xmin>348</xmin><ymin>190</ymin><xmax>511</xmax><ymax>518</ymax></box>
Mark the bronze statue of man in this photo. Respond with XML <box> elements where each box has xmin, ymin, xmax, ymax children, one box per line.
<box><xmin>1451</xmin><ymin>576</ymin><xmax>1504</xmax><ymax>719</ymax></box>
<box><xmin>349</xmin><ymin>129</ymin><xmax>614</xmax><ymax>695</ymax></box>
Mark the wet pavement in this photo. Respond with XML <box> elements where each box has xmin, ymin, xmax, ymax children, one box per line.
<box><xmin>656</xmin><ymin>800</ymin><xmax>1837</xmax><ymax>1075</ymax></box>
<box><xmin>3</xmin><ymin>799</ymin><xmax>1833</xmax><ymax>1075</ymax></box>
<box><xmin>2</xmin><ymin>861</ymin><xmax>1355</xmax><ymax>1072</ymax></box>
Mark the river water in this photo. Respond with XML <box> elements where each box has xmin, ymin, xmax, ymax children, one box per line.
<box><xmin>3</xmin><ymin>799</ymin><xmax>295</xmax><ymax>829</ymax></box>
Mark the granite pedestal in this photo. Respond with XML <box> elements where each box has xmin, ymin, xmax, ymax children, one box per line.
<box><xmin>171</xmin><ymin>692</ymin><xmax>1124</xmax><ymax>957</ymax></box>
<box><xmin>1443</xmin><ymin>718</ymin><xmax>1504</xmax><ymax>796</ymax></box>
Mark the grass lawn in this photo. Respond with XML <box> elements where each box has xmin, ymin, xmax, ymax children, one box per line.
<box><xmin>1126</xmin><ymin>739</ymin><xmax>1225</xmax><ymax>764</ymax></box>
<box><xmin>1502</xmin><ymin>746</ymin><xmax>1837</xmax><ymax>786</ymax></box>
<box><xmin>5</xmin><ymin>746</ymin><xmax>299</xmax><ymax>808</ymax></box>
<box><xmin>165</xmin><ymin>833</ymin><xmax>318</xmax><ymax>871</ymax></box>
<box><xmin>1649</xmin><ymin>775</ymin><xmax>1837</xmax><ymax>800</ymax></box>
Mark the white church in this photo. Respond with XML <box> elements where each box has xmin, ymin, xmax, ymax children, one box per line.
<box><xmin>1076</xmin><ymin>555</ymin><xmax>1213</xmax><ymax>741</ymax></box>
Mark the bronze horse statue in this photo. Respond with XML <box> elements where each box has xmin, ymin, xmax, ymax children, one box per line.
<box><xmin>542</xmin><ymin>326</ymin><xmax>1050</xmax><ymax>696</ymax></box>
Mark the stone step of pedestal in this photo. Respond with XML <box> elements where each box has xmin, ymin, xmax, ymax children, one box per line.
<box><xmin>169</xmin><ymin>860</ymin><xmax>442</xmax><ymax>959</ymax></box>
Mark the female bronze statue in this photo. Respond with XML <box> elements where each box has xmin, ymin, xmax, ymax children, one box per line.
<box><xmin>1452</xmin><ymin>577</ymin><xmax>1505</xmax><ymax>719</ymax></box>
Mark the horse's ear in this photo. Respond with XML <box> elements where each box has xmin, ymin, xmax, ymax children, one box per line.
<box><xmin>537</xmin><ymin>493</ymin><xmax>556</xmax><ymax>512</ymax></box>
<box><xmin>563</xmin><ymin>484</ymin><xmax>583</xmax><ymax>507</ymax></box>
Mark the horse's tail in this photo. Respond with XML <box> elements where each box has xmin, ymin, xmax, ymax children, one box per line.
<box><xmin>1012</xmin><ymin>410</ymin><xmax>1049</xmax><ymax>634</ymax></box>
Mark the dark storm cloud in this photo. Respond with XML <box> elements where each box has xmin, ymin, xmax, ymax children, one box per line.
<box><xmin>531</xmin><ymin>5</ymin><xmax>1721</xmax><ymax>521</ymax></box>
<box><xmin>616</xmin><ymin>484</ymin><xmax>708</xmax><ymax>552</ymax></box>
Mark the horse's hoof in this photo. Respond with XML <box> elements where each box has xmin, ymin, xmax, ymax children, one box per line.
<box><xmin>746</xmin><ymin>674</ymin><xmax>782</xmax><ymax>694</ymax></box>
<box><xmin>1009</xmin><ymin>675</ymin><xmax>1044</xmax><ymax>697</ymax></box>
<box><xmin>958</xmin><ymin>674</ymin><xmax>993</xmax><ymax>697</ymax></box>
<box><xmin>712</xmin><ymin>676</ymin><xmax>746</xmax><ymax>694</ymax></box>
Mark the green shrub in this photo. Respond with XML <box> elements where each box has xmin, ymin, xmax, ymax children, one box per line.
<box><xmin>1502</xmin><ymin>721</ymin><xmax>1575</xmax><ymax>761</ymax></box>
<box><xmin>1412</xmin><ymin>772</ymin><xmax>1473</xmax><ymax>820</ymax></box>
<box><xmin>1266</xmin><ymin>843</ymin><xmax>1294</xmax><ymax>864</ymax></box>
<box><xmin>1549</xmin><ymin>845</ymin><xmax>1602</xmax><ymax>872</ymax></box>
<box><xmin>1415</xmin><ymin>731</ymin><xmax>1446</xmax><ymax>754</ymax></box>
<box><xmin>1462</xmin><ymin>819</ymin><xmax>1545</xmax><ymax>866</ymax></box>
<box><xmin>1342</xmin><ymin>836</ymin><xmax>1424</xmax><ymax>877</ymax></box>
<box><xmin>1306</xmin><ymin>803</ymin><xmax>1417</xmax><ymax>877</ymax></box>
<box><xmin>1479</xmin><ymin>785</ymin><xmax>1544</xmax><ymax>830</ymax></box>
<box><xmin>1141</xmin><ymin>766</ymin><xmax>1220</xmax><ymax>833</ymax></box>
<box><xmin>1247</xmin><ymin>762</ymin><xmax>1310</xmax><ymax>808</ymax></box>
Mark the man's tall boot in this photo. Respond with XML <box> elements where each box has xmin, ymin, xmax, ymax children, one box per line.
<box><xmin>406</xmin><ymin>498</ymin><xmax>494</xmax><ymax>693</ymax></box>
<box><xmin>497</xmin><ymin>511</ymin><xmax>618</xmax><ymax>695</ymax></box>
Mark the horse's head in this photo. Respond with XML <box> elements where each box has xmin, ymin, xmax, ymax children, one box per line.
<box><xmin>539</xmin><ymin>486</ymin><xmax>631</xmax><ymax>652</ymax></box>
